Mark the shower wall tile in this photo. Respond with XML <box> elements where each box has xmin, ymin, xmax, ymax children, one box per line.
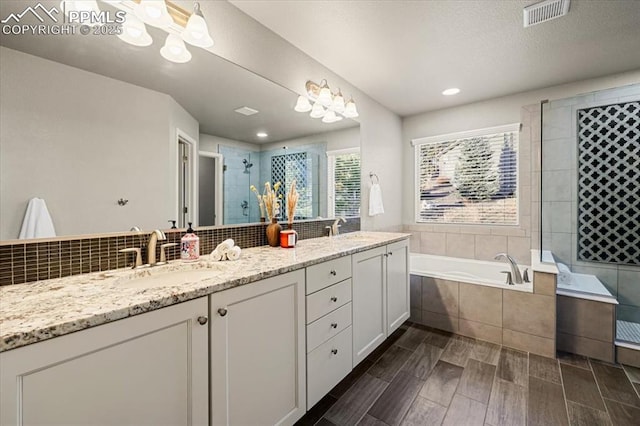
<box><xmin>618</xmin><ymin>269</ymin><xmax>640</xmax><ymax>307</ymax></box>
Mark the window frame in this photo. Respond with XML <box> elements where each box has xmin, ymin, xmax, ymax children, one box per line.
<box><xmin>412</xmin><ymin>123</ymin><xmax>521</xmax><ymax>225</ymax></box>
<box><xmin>327</xmin><ymin>147</ymin><xmax>361</xmax><ymax>219</ymax></box>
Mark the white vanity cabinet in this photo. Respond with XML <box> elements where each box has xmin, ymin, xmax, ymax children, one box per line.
<box><xmin>0</xmin><ymin>297</ymin><xmax>209</xmax><ymax>426</ymax></box>
<box><xmin>210</xmin><ymin>270</ymin><xmax>306</xmax><ymax>426</ymax></box>
<box><xmin>305</xmin><ymin>256</ymin><xmax>353</xmax><ymax>408</ymax></box>
<box><xmin>352</xmin><ymin>239</ymin><xmax>410</xmax><ymax>366</ymax></box>
<box><xmin>386</xmin><ymin>239</ymin><xmax>410</xmax><ymax>335</ymax></box>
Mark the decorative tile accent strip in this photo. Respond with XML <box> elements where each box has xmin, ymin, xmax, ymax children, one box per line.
<box><xmin>577</xmin><ymin>101</ymin><xmax>639</xmax><ymax>265</ymax></box>
<box><xmin>0</xmin><ymin>218</ymin><xmax>360</xmax><ymax>286</ymax></box>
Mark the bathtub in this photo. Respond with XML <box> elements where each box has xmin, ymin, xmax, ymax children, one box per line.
<box><xmin>557</xmin><ymin>272</ymin><xmax>617</xmax><ymax>304</ymax></box>
<box><xmin>410</xmin><ymin>253</ymin><xmax>534</xmax><ymax>293</ymax></box>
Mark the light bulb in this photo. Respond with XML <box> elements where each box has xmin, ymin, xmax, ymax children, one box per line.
<box><xmin>333</xmin><ymin>90</ymin><xmax>345</xmax><ymax>114</ymax></box>
<box><xmin>294</xmin><ymin>96</ymin><xmax>312</xmax><ymax>113</ymax></box>
<box><xmin>182</xmin><ymin>2</ymin><xmax>214</xmax><ymax>48</ymax></box>
<box><xmin>343</xmin><ymin>98</ymin><xmax>359</xmax><ymax>118</ymax></box>
<box><xmin>322</xmin><ymin>110</ymin><xmax>338</xmax><ymax>123</ymax></box>
<box><xmin>117</xmin><ymin>13</ymin><xmax>152</xmax><ymax>47</ymax></box>
<box><xmin>317</xmin><ymin>81</ymin><xmax>333</xmax><ymax>107</ymax></box>
<box><xmin>309</xmin><ymin>102</ymin><xmax>326</xmax><ymax>119</ymax></box>
<box><xmin>135</xmin><ymin>0</ymin><xmax>173</xmax><ymax>28</ymax></box>
<box><xmin>160</xmin><ymin>34</ymin><xmax>192</xmax><ymax>63</ymax></box>
<box><xmin>442</xmin><ymin>88</ymin><xmax>460</xmax><ymax>96</ymax></box>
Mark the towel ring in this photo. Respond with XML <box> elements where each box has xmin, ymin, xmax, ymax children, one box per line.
<box><xmin>369</xmin><ymin>172</ymin><xmax>379</xmax><ymax>184</ymax></box>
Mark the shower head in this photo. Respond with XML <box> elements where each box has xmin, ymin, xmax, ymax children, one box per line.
<box><xmin>243</xmin><ymin>159</ymin><xmax>253</xmax><ymax>172</ymax></box>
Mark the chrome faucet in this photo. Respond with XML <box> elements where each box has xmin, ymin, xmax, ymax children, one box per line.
<box><xmin>147</xmin><ymin>229</ymin><xmax>167</xmax><ymax>266</ymax></box>
<box><xmin>327</xmin><ymin>217</ymin><xmax>346</xmax><ymax>236</ymax></box>
<box><xmin>494</xmin><ymin>253</ymin><xmax>523</xmax><ymax>284</ymax></box>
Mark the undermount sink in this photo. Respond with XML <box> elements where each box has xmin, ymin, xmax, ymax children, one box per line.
<box><xmin>117</xmin><ymin>267</ymin><xmax>219</xmax><ymax>289</ymax></box>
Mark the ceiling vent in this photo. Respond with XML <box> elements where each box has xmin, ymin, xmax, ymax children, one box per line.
<box><xmin>234</xmin><ymin>106</ymin><xmax>259</xmax><ymax>116</ymax></box>
<box><xmin>524</xmin><ymin>0</ymin><xmax>571</xmax><ymax>27</ymax></box>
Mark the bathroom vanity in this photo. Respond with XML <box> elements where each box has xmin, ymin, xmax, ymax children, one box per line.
<box><xmin>0</xmin><ymin>232</ymin><xmax>409</xmax><ymax>426</ymax></box>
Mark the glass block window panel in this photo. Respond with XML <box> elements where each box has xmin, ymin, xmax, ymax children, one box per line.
<box><xmin>271</xmin><ymin>152</ymin><xmax>313</xmax><ymax>219</ymax></box>
<box><xmin>577</xmin><ymin>101</ymin><xmax>640</xmax><ymax>265</ymax></box>
<box><xmin>327</xmin><ymin>148</ymin><xmax>361</xmax><ymax>218</ymax></box>
<box><xmin>414</xmin><ymin>124</ymin><xmax>519</xmax><ymax>225</ymax></box>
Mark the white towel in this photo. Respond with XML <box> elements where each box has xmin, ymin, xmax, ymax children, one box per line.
<box><xmin>210</xmin><ymin>248</ymin><xmax>226</xmax><ymax>261</ymax></box>
<box><xmin>215</xmin><ymin>239</ymin><xmax>235</xmax><ymax>255</ymax></box>
<box><xmin>557</xmin><ymin>263</ymin><xmax>572</xmax><ymax>285</ymax></box>
<box><xmin>227</xmin><ymin>246</ymin><xmax>241</xmax><ymax>261</ymax></box>
<box><xmin>368</xmin><ymin>183</ymin><xmax>385</xmax><ymax>216</ymax></box>
<box><xmin>19</xmin><ymin>198</ymin><xmax>56</xmax><ymax>239</ymax></box>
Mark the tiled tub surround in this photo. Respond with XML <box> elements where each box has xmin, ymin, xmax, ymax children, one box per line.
<box><xmin>0</xmin><ymin>230</ymin><xmax>401</xmax><ymax>352</ymax></box>
<box><xmin>0</xmin><ymin>217</ymin><xmax>360</xmax><ymax>286</ymax></box>
<box><xmin>409</xmin><ymin>253</ymin><xmax>557</xmax><ymax>358</ymax></box>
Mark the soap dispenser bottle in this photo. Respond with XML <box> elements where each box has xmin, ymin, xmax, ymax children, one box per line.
<box><xmin>181</xmin><ymin>222</ymin><xmax>200</xmax><ymax>262</ymax></box>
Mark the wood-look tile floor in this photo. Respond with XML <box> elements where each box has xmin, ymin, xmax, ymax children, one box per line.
<box><xmin>296</xmin><ymin>322</ymin><xmax>640</xmax><ymax>426</ymax></box>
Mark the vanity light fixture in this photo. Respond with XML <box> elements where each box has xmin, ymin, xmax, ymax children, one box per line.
<box><xmin>182</xmin><ymin>2</ymin><xmax>214</xmax><ymax>48</ymax></box>
<box><xmin>160</xmin><ymin>33</ymin><xmax>192</xmax><ymax>63</ymax></box>
<box><xmin>112</xmin><ymin>1</ymin><xmax>215</xmax><ymax>64</ymax></box>
<box><xmin>294</xmin><ymin>79</ymin><xmax>359</xmax><ymax>123</ymax></box>
<box><xmin>135</xmin><ymin>0</ymin><xmax>173</xmax><ymax>28</ymax></box>
<box><xmin>442</xmin><ymin>87</ymin><xmax>461</xmax><ymax>96</ymax></box>
<box><xmin>117</xmin><ymin>12</ymin><xmax>152</xmax><ymax>46</ymax></box>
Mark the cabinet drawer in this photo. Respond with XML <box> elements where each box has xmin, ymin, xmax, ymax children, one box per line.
<box><xmin>307</xmin><ymin>326</ymin><xmax>353</xmax><ymax>408</ymax></box>
<box><xmin>307</xmin><ymin>279</ymin><xmax>352</xmax><ymax>324</ymax></box>
<box><xmin>307</xmin><ymin>302</ymin><xmax>352</xmax><ymax>353</ymax></box>
<box><xmin>306</xmin><ymin>256</ymin><xmax>352</xmax><ymax>294</ymax></box>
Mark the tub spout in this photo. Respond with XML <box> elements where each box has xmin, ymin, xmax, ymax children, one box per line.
<box><xmin>494</xmin><ymin>253</ymin><xmax>523</xmax><ymax>284</ymax></box>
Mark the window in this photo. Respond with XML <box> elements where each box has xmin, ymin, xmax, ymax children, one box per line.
<box><xmin>413</xmin><ymin>124</ymin><xmax>519</xmax><ymax>225</ymax></box>
<box><xmin>327</xmin><ymin>148</ymin><xmax>361</xmax><ymax>218</ymax></box>
<box><xmin>271</xmin><ymin>152</ymin><xmax>313</xmax><ymax>219</ymax></box>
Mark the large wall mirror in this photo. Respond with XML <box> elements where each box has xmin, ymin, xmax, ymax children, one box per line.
<box><xmin>0</xmin><ymin>0</ymin><xmax>361</xmax><ymax>241</ymax></box>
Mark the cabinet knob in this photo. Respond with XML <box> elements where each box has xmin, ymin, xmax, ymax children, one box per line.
<box><xmin>330</xmin><ymin>270</ymin><xmax>337</xmax><ymax>276</ymax></box>
<box><xmin>388</xmin><ymin>252</ymin><xmax>393</xmax><ymax>256</ymax></box>
<box><xmin>331</xmin><ymin>349</ymin><xmax>338</xmax><ymax>355</ymax></box>
<box><xmin>384</xmin><ymin>253</ymin><xmax>388</xmax><ymax>258</ymax></box>
<box><xmin>197</xmin><ymin>316</ymin><xmax>208</xmax><ymax>325</ymax></box>
<box><xmin>218</xmin><ymin>308</ymin><xmax>228</xmax><ymax>317</ymax></box>
<box><xmin>331</xmin><ymin>322</ymin><xmax>338</xmax><ymax>329</ymax></box>
<box><xmin>330</xmin><ymin>296</ymin><xmax>338</xmax><ymax>302</ymax></box>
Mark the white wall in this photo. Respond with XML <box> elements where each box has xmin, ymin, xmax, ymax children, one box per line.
<box><xmin>402</xmin><ymin>69</ymin><xmax>640</xmax><ymax>261</ymax></box>
<box><xmin>189</xmin><ymin>1</ymin><xmax>404</xmax><ymax>231</ymax></box>
<box><xmin>0</xmin><ymin>47</ymin><xmax>198</xmax><ymax>239</ymax></box>
<box><xmin>261</xmin><ymin>126</ymin><xmax>360</xmax><ymax>152</ymax></box>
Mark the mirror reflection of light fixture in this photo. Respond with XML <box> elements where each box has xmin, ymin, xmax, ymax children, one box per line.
<box><xmin>182</xmin><ymin>2</ymin><xmax>214</xmax><ymax>48</ymax></box>
<box><xmin>160</xmin><ymin>33</ymin><xmax>192</xmax><ymax>63</ymax></box>
<box><xmin>294</xmin><ymin>79</ymin><xmax>359</xmax><ymax>122</ymax></box>
<box><xmin>113</xmin><ymin>1</ymin><xmax>215</xmax><ymax>64</ymax></box>
<box><xmin>117</xmin><ymin>12</ymin><xmax>152</xmax><ymax>46</ymax></box>
<box><xmin>135</xmin><ymin>0</ymin><xmax>173</xmax><ymax>28</ymax></box>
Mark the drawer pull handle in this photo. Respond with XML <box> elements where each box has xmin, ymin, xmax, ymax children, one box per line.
<box><xmin>197</xmin><ymin>316</ymin><xmax>208</xmax><ymax>325</ymax></box>
<box><xmin>331</xmin><ymin>349</ymin><xmax>338</xmax><ymax>355</ymax></box>
<box><xmin>331</xmin><ymin>322</ymin><xmax>338</xmax><ymax>329</ymax></box>
<box><xmin>218</xmin><ymin>308</ymin><xmax>228</xmax><ymax>317</ymax></box>
<box><xmin>330</xmin><ymin>296</ymin><xmax>338</xmax><ymax>302</ymax></box>
<box><xmin>330</xmin><ymin>270</ymin><xmax>337</xmax><ymax>276</ymax></box>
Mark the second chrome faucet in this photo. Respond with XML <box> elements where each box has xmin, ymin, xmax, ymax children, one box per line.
<box><xmin>494</xmin><ymin>252</ymin><xmax>524</xmax><ymax>284</ymax></box>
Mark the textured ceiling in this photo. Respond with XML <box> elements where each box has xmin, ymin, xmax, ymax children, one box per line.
<box><xmin>231</xmin><ymin>0</ymin><xmax>640</xmax><ymax>117</ymax></box>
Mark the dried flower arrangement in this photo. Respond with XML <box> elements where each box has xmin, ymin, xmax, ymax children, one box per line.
<box><xmin>249</xmin><ymin>185</ymin><xmax>265</xmax><ymax>219</ymax></box>
<box><xmin>287</xmin><ymin>180</ymin><xmax>299</xmax><ymax>226</ymax></box>
<box><xmin>261</xmin><ymin>181</ymin><xmax>282</xmax><ymax>221</ymax></box>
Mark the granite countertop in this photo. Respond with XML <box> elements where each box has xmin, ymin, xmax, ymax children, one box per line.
<box><xmin>0</xmin><ymin>231</ymin><xmax>409</xmax><ymax>352</ymax></box>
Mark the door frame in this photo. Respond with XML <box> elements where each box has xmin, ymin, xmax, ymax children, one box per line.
<box><xmin>175</xmin><ymin>129</ymin><xmax>198</xmax><ymax>227</ymax></box>
<box><xmin>198</xmin><ymin>151</ymin><xmax>224</xmax><ymax>226</ymax></box>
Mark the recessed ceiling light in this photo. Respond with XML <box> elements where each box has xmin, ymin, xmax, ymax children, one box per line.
<box><xmin>256</xmin><ymin>132</ymin><xmax>268</xmax><ymax>138</ymax></box>
<box><xmin>442</xmin><ymin>88</ymin><xmax>460</xmax><ymax>96</ymax></box>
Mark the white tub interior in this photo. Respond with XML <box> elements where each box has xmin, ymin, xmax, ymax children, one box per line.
<box><xmin>557</xmin><ymin>272</ymin><xmax>618</xmax><ymax>304</ymax></box>
<box><xmin>410</xmin><ymin>253</ymin><xmax>533</xmax><ymax>293</ymax></box>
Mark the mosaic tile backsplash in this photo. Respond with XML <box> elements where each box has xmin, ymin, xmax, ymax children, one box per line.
<box><xmin>0</xmin><ymin>218</ymin><xmax>360</xmax><ymax>286</ymax></box>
